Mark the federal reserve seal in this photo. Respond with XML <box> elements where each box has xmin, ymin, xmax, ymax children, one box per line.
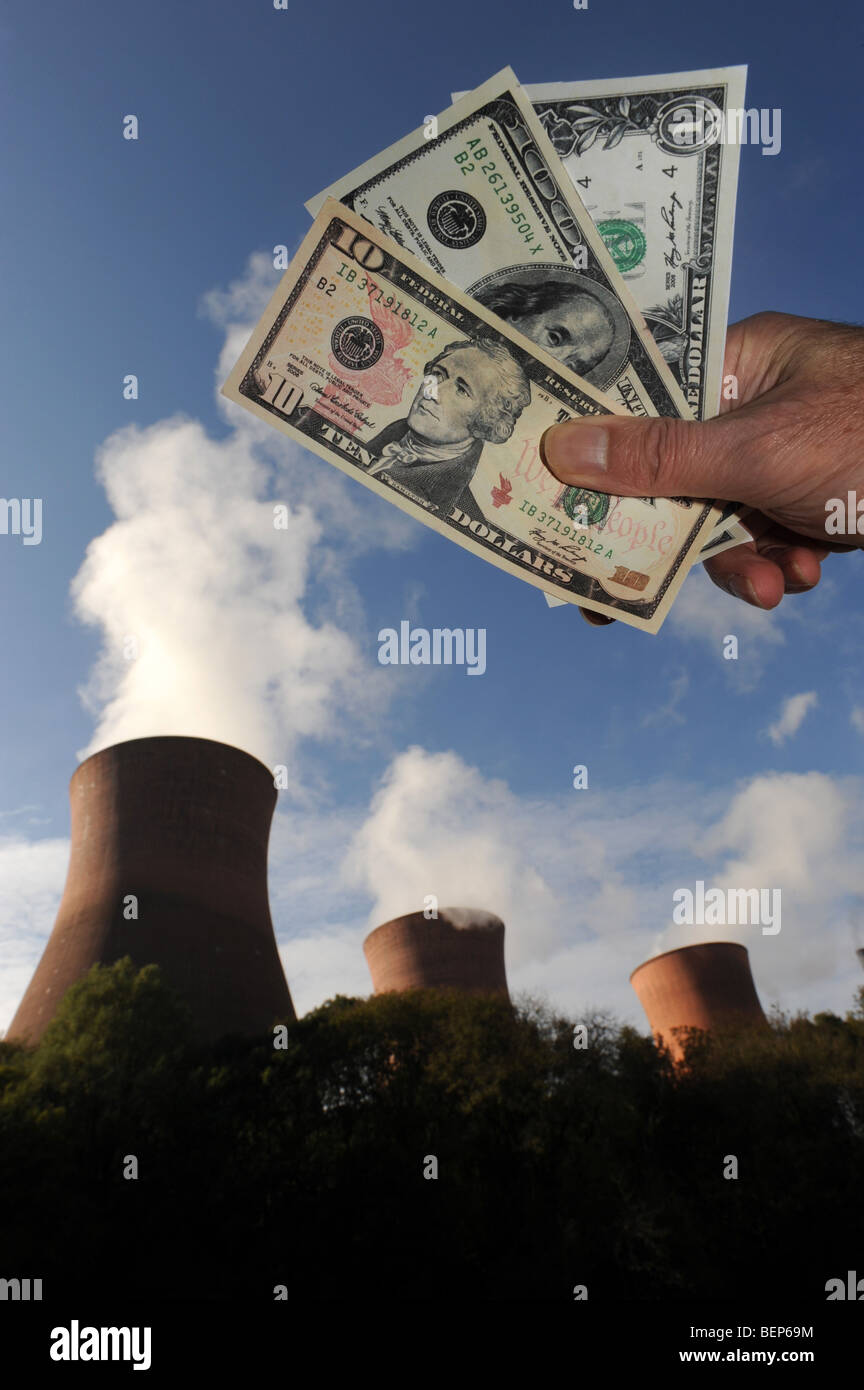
<box><xmin>596</xmin><ymin>219</ymin><xmax>647</xmax><ymax>274</ymax></box>
<box><xmin>330</xmin><ymin>316</ymin><xmax>384</xmax><ymax>371</ymax></box>
<box><xmin>427</xmin><ymin>190</ymin><xmax>487</xmax><ymax>250</ymax></box>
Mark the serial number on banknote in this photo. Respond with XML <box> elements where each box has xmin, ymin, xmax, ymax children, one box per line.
<box><xmin>453</xmin><ymin>141</ymin><xmax>545</xmax><ymax>252</ymax></box>
<box><xmin>323</xmin><ymin>265</ymin><xmax>440</xmax><ymax>336</ymax></box>
<box><xmin>517</xmin><ymin>501</ymin><xmax>612</xmax><ymax>556</ymax></box>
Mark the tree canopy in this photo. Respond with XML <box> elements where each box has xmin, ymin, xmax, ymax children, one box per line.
<box><xmin>2</xmin><ymin>959</ymin><xmax>862</xmax><ymax>1300</ymax></box>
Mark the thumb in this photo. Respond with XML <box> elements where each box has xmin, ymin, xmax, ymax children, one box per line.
<box><xmin>540</xmin><ymin>409</ymin><xmax>760</xmax><ymax>503</ymax></box>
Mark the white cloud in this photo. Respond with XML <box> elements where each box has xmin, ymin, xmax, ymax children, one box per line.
<box><xmin>70</xmin><ymin>247</ymin><xmax>419</xmax><ymax>775</ymax></box>
<box><xmin>0</xmin><ymin>836</ymin><xmax>69</xmax><ymax>1036</ymax></box>
<box><xmin>766</xmin><ymin>691</ymin><xmax>818</xmax><ymax>746</ymax></box>
<box><xmin>198</xmin><ymin>248</ymin><xmax>281</xmax><ymax>330</ymax></box>
<box><xmin>339</xmin><ymin>754</ymin><xmax>864</xmax><ymax>1026</ymax></box>
<box><xmin>70</xmin><ymin>416</ymin><xmax>386</xmax><ymax>771</ymax></box>
<box><xmin>201</xmin><ymin>246</ymin><xmax>312</xmax><ymax>431</ymax></box>
<box><xmin>267</xmin><ymin>800</ymin><xmax>373</xmax><ymax>1012</ymax></box>
<box><xmin>656</xmin><ymin>771</ymin><xmax>864</xmax><ymax>1013</ymax></box>
<box><xmin>280</xmin><ymin>925</ymin><xmax>373</xmax><ymax>1016</ymax></box>
<box><xmin>668</xmin><ymin>568</ymin><xmax>785</xmax><ymax>687</ymax></box>
<box><xmin>643</xmin><ymin>670</ymin><xmax>689</xmax><ymax>727</ymax></box>
<box><xmin>345</xmin><ymin>747</ymin><xmax>564</xmax><ymax>959</ymax></box>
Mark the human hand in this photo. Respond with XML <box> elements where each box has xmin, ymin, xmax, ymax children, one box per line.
<box><xmin>541</xmin><ymin>312</ymin><xmax>864</xmax><ymax>613</ymax></box>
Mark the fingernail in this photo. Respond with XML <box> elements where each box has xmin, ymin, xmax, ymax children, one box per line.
<box><xmin>580</xmin><ymin>607</ymin><xmax>616</xmax><ymax>627</ymax></box>
<box><xmin>542</xmin><ymin>423</ymin><xmax>608</xmax><ymax>479</ymax></box>
<box><xmin>728</xmin><ymin>575</ymin><xmax>758</xmax><ymax>605</ymax></box>
<box><xmin>787</xmin><ymin>559</ymin><xmax>816</xmax><ymax>588</ymax></box>
<box><xmin>760</xmin><ymin>548</ymin><xmax>817</xmax><ymax>590</ymax></box>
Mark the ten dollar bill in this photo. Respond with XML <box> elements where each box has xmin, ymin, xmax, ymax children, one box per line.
<box><xmin>222</xmin><ymin>201</ymin><xmax>718</xmax><ymax>634</ymax></box>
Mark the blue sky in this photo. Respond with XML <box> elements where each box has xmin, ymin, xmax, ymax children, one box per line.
<box><xmin>1</xmin><ymin>0</ymin><xmax>863</xmax><ymax>1032</ymax></box>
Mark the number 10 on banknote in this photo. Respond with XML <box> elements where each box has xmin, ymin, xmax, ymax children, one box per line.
<box><xmin>222</xmin><ymin>201</ymin><xmax>718</xmax><ymax>634</ymax></box>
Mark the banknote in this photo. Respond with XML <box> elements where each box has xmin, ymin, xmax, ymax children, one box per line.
<box><xmin>520</xmin><ymin>67</ymin><xmax>747</xmax><ymax>428</ymax></box>
<box><xmin>542</xmin><ymin>518</ymin><xmax>752</xmax><ymax>608</ymax></box>
<box><xmin>307</xmin><ymin>69</ymin><xmax>719</xmax><ymax>440</ymax></box>
<box><xmin>693</xmin><ymin>520</ymin><xmax>750</xmax><ymax>555</ymax></box>
<box><xmin>453</xmin><ymin>68</ymin><xmax>748</xmax><ymax>549</ymax></box>
<box><xmin>307</xmin><ymin>64</ymin><xmax>731</xmax><ymax>623</ymax></box>
<box><xmin>222</xmin><ymin>201</ymin><xmax>719</xmax><ymax>634</ymax></box>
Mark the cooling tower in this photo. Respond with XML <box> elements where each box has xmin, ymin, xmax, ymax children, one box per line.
<box><xmin>363</xmin><ymin>908</ymin><xmax>510</xmax><ymax>998</ymax></box>
<box><xmin>630</xmin><ymin>941</ymin><xmax>766</xmax><ymax>1060</ymax></box>
<box><xmin>857</xmin><ymin>947</ymin><xmax>864</xmax><ymax>973</ymax></box>
<box><xmin>7</xmin><ymin>736</ymin><xmax>295</xmax><ymax>1045</ymax></box>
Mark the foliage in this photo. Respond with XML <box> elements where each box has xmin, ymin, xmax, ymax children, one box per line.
<box><xmin>1</xmin><ymin>962</ymin><xmax>863</xmax><ymax>1300</ymax></box>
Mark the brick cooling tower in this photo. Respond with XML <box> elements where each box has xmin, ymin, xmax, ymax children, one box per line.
<box><xmin>630</xmin><ymin>941</ymin><xmax>766</xmax><ymax>1061</ymax></box>
<box><xmin>7</xmin><ymin>736</ymin><xmax>295</xmax><ymax>1045</ymax></box>
<box><xmin>363</xmin><ymin>908</ymin><xmax>509</xmax><ymax>998</ymax></box>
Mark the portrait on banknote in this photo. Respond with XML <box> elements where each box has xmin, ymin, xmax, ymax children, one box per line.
<box><xmin>468</xmin><ymin>266</ymin><xmax>631</xmax><ymax>390</ymax></box>
<box><xmin>367</xmin><ymin>336</ymin><xmax>531</xmax><ymax>515</ymax></box>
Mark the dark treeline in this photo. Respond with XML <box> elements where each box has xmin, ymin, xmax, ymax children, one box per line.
<box><xmin>1</xmin><ymin>958</ymin><xmax>863</xmax><ymax>1301</ymax></box>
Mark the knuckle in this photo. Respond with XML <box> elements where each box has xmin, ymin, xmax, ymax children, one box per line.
<box><xmin>615</xmin><ymin>415</ymin><xmax>688</xmax><ymax>492</ymax></box>
<box><xmin>747</xmin><ymin>309</ymin><xmax>790</xmax><ymax>333</ymax></box>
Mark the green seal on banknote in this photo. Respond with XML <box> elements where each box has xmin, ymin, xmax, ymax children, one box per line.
<box><xmin>596</xmin><ymin>219</ymin><xmax>646</xmax><ymax>273</ymax></box>
<box><xmin>562</xmin><ymin>487</ymin><xmax>610</xmax><ymax>528</ymax></box>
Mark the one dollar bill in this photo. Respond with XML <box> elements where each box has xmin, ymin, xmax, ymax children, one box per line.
<box><xmin>522</xmin><ymin>66</ymin><xmax>747</xmax><ymax>426</ymax></box>
<box><xmin>222</xmin><ymin>201</ymin><xmax>718</xmax><ymax>634</ymax></box>
<box><xmin>525</xmin><ymin>67</ymin><xmax>750</xmax><ymax>560</ymax></box>
<box><xmin>517</xmin><ymin>65</ymin><xmax>751</xmax><ymax>610</ymax></box>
